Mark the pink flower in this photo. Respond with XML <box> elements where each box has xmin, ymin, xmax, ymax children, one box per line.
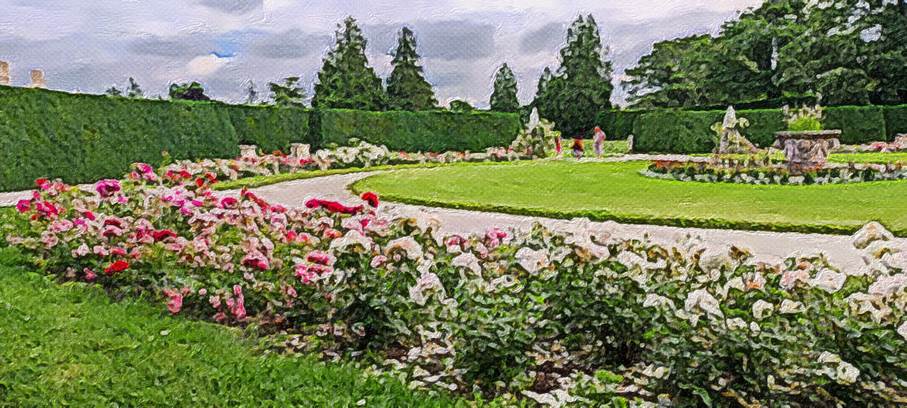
<box><xmin>241</xmin><ymin>252</ymin><xmax>270</xmax><ymax>271</ymax></box>
<box><xmin>219</xmin><ymin>197</ymin><xmax>238</xmax><ymax>208</ymax></box>
<box><xmin>230</xmin><ymin>285</ymin><xmax>246</xmax><ymax>320</ymax></box>
<box><xmin>295</xmin><ymin>264</ymin><xmax>318</xmax><ymax>285</ymax></box>
<box><xmin>72</xmin><ymin>244</ymin><xmax>90</xmax><ymax>258</ymax></box>
<box><xmin>360</xmin><ymin>192</ymin><xmax>380</xmax><ymax>208</ymax></box>
<box><xmin>285</xmin><ymin>285</ymin><xmax>298</xmax><ymax>298</ymax></box>
<box><xmin>15</xmin><ymin>199</ymin><xmax>31</xmax><ymax>213</ymax></box>
<box><xmin>370</xmin><ymin>255</ymin><xmax>387</xmax><ymax>268</ymax></box>
<box><xmin>104</xmin><ymin>260</ymin><xmax>129</xmax><ymax>275</ymax></box>
<box><xmin>95</xmin><ymin>179</ymin><xmax>121</xmax><ymax>198</ymax></box>
<box><xmin>163</xmin><ymin>288</ymin><xmax>184</xmax><ymax>315</ymax></box>
<box><xmin>209</xmin><ymin>295</ymin><xmax>222</xmax><ymax>309</ymax></box>
<box><xmin>306</xmin><ymin>250</ymin><xmax>335</xmax><ymax>266</ymax></box>
<box><xmin>83</xmin><ymin>268</ymin><xmax>97</xmax><ymax>282</ymax></box>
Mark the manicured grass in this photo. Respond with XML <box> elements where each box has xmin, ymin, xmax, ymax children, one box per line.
<box><xmin>829</xmin><ymin>152</ymin><xmax>907</xmax><ymax>164</ymax></box>
<box><xmin>0</xmin><ymin>247</ymin><xmax>465</xmax><ymax>407</ymax></box>
<box><xmin>352</xmin><ymin>160</ymin><xmax>907</xmax><ymax>236</ymax></box>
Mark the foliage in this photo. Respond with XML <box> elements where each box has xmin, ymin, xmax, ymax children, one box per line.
<box><xmin>624</xmin><ymin>0</ymin><xmax>907</xmax><ymax>108</ymax></box>
<box><xmin>312</xmin><ymin>17</ymin><xmax>386</xmax><ymax>111</ymax></box>
<box><xmin>316</xmin><ymin>109</ymin><xmax>521</xmax><ymax>152</ymax></box>
<box><xmin>0</xmin><ymin>248</ymin><xmax>463</xmax><ymax>407</ymax></box>
<box><xmin>490</xmin><ymin>64</ymin><xmax>519</xmax><ymax>113</ymax></box>
<box><xmin>355</xmin><ymin>160</ymin><xmax>907</xmax><ymax>236</ymax></box>
<box><xmin>534</xmin><ymin>15</ymin><xmax>615</xmax><ymax>136</ymax></box>
<box><xmin>447</xmin><ymin>100</ymin><xmax>474</xmax><ymax>112</ymax></box>
<box><xmin>169</xmin><ymin>81</ymin><xmax>211</xmax><ymax>101</ymax></box>
<box><xmin>221</xmin><ymin>104</ymin><xmax>311</xmax><ymax>152</ymax></box>
<box><xmin>386</xmin><ymin>27</ymin><xmax>437</xmax><ymax>111</ymax></box>
<box><xmin>784</xmin><ymin>104</ymin><xmax>824</xmax><ymax>131</ymax></box>
<box><xmin>8</xmin><ymin>167</ymin><xmax>907</xmax><ymax>406</ymax></box>
<box><xmin>884</xmin><ymin>104</ymin><xmax>907</xmax><ymax>138</ymax></box>
<box><xmin>509</xmin><ymin>121</ymin><xmax>559</xmax><ymax>158</ymax></box>
<box><xmin>268</xmin><ymin>77</ymin><xmax>306</xmax><ymax>108</ymax></box>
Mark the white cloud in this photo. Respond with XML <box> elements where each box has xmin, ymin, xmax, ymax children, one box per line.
<box><xmin>187</xmin><ymin>53</ymin><xmax>231</xmax><ymax>77</ymax></box>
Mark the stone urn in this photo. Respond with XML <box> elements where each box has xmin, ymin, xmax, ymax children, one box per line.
<box><xmin>239</xmin><ymin>144</ymin><xmax>258</xmax><ymax>158</ymax></box>
<box><xmin>773</xmin><ymin>130</ymin><xmax>841</xmax><ymax>171</ymax></box>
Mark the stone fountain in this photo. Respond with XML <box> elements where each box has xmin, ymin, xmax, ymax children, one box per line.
<box><xmin>773</xmin><ymin>130</ymin><xmax>841</xmax><ymax>172</ymax></box>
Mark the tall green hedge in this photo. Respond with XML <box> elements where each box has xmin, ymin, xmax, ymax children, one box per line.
<box><xmin>884</xmin><ymin>105</ymin><xmax>907</xmax><ymax>139</ymax></box>
<box><xmin>630</xmin><ymin>105</ymin><xmax>904</xmax><ymax>153</ymax></box>
<box><xmin>316</xmin><ymin>109</ymin><xmax>521</xmax><ymax>152</ymax></box>
<box><xmin>596</xmin><ymin>110</ymin><xmax>647</xmax><ymax>139</ymax></box>
<box><xmin>0</xmin><ymin>86</ymin><xmax>244</xmax><ymax>191</ymax></box>
<box><xmin>223</xmin><ymin>104</ymin><xmax>311</xmax><ymax>153</ymax></box>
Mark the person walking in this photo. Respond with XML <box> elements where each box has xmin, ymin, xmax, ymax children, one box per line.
<box><xmin>593</xmin><ymin>126</ymin><xmax>607</xmax><ymax>157</ymax></box>
<box><xmin>572</xmin><ymin>137</ymin><xmax>584</xmax><ymax>160</ymax></box>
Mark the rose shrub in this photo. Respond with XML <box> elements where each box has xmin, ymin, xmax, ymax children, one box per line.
<box><xmin>646</xmin><ymin>159</ymin><xmax>907</xmax><ymax>185</ymax></box>
<box><xmin>5</xmin><ymin>164</ymin><xmax>907</xmax><ymax>406</ymax></box>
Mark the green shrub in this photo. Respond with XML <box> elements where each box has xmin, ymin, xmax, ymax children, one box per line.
<box><xmin>788</xmin><ymin>116</ymin><xmax>823</xmax><ymax>132</ymax></box>
<box><xmin>597</xmin><ymin>110</ymin><xmax>648</xmax><ymax>139</ymax></box>
<box><xmin>316</xmin><ymin>109</ymin><xmax>521</xmax><ymax>152</ymax></box>
<box><xmin>632</xmin><ymin>110</ymin><xmax>722</xmax><ymax>153</ymax></box>
<box><xmin>883</xmin><ymin>105</ymin><xmax>907</xmax><ymax>140</ymax></box>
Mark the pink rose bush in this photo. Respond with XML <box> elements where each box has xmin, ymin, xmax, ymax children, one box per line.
<box><xmin>5</xmin><ymin>163</ymin><xmax>907</xmax><ymax>406</ymax></box>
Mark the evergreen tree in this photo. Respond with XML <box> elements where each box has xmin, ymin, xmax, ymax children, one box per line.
<box><xmin>126</xmin><ymin>77</ymin><xmax>144</xmax><ymax>99</ymax></box>
<box><xmin>269</xmin><ymin>77</ymin><xmax>306</xmax><ymax>107</ymax></box>
<box><xmin>312</xmin><ymin>17</ymin><xmax>386</xmax><ymax>110</ymax></box>
<box><xmin>549</xmin><ymin>15</ymin><xmax>614</xmax><ymax>136</ymax></box>
<box><xmin>105</xmin><ymin>86</ymin><xmax>122</xmax><ymax>97</ymax></box>
<box><xmin>490</xmin><ymin>63</ymin><xmax>519</xmax><ymax>112</ymax></box>
<box><xmin>386</xmin><ymin>27</ymin><xmax>437</xmax><ymax>110</ymax></box>
<box><xmin>533</xmin><ymin>67</ymin><xmax>554</xmax><ymax>118</ymax></box>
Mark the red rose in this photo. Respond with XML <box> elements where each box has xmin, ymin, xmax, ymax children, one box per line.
<box><xmin>104</xmin><ymin>260</ymin><xmax>129</xmax><ymax>275</ymax></box>
<box><xmin>152</xmin><ymin>229</ymin><xmax>178</xmax><ymax>242</ymax></box>
<box><xmin>360</xmin><ymin>192</ymin><xmax>380</xmax><ymax>208</ymax></box>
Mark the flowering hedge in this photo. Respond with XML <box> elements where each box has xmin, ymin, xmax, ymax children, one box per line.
<box><xmin>645</xmin><ymin>159</ymin><xmax>907</xmax><ymax>185</ymax></box>
<box><xmin>5</xmin><ymin>166</ymin><xmax>907</xmax><ymax>406</ymax></box>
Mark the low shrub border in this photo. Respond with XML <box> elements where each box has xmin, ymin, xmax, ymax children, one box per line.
<box><xmin>643</xmin><ymin>160</ymin><xmax>907</xmax><ymax>185</ymax></box>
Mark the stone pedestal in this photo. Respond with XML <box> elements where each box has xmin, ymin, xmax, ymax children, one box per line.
<box><xmin>774</xmin><ymin>130</ymin><xmax>841</xmax><ymax>172</ymax></box>
<box><xmin>30</xmin><ymin>69</ymin><xmax>46</xmax><ymax>88</ymax></box>
<box><xmin>0</xmin><ymin>61</ymin><xmax>9</xmax><ymax>86</ymax></box>
<box><xmin>239</xmin><ymin>145</ymin><xmax>258</xmax><ymax>158</ymax></box>
<box><xmin>290</xmin><ymin>143</ymin><xmax>310</xmax><ymax>157</ymax></box>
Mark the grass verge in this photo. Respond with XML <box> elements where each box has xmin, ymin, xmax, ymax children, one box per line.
<box><xmin>351</xmin><ymin>161</ymin><xmax>907</xmax><ymax>237</ymax></box>
<box><xmin>0</xmin><ymin>246</ymin><xmax>464</xmax><ymax>407</ymax></box>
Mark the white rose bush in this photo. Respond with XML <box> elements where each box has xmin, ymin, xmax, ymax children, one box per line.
<box><xmin>5</xmin><ymin>163</ymin><xmax>907</xmax><ymax>406</ymax></box>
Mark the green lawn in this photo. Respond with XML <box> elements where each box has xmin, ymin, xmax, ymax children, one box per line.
<box><xmin>352</xmin><ymin>160</ymin><xmax>907</xmax><ymax>236</ymax></box>
<box><xmin>0</xmin><ymin>247</ymin><xmax>464</xmax><ymax>407</ymax></box>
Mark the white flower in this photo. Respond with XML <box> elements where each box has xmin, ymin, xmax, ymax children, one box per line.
<box><xmin>810</xmin><ymin>269</ymin><xmax>847</xmax><ymax>293</ymax></box>
<box><xmin>643</xmin><ymin>293</ymin><xmax>674</xmax><ymax>310</ymax></box>
<box><xmin>699</xmin><ymin>246</ymin><xmax>733</xmax><ymax>273</ymax></box>
<box><xmin>515</xmin><ymin>247</ymin><xmax>549</xmax><ymax>275</ymax></box>
<box><xmin>898</xmin><ymin>321</ymin><xmax>907</xmax><ymax>341</ymax></box>
<box><xmin>451</xmin><ymin>252</ymin><xmax>482</xmax><ymax>275</ymax></box>
<box><xmin>779</xmin><ymin>299</ymin><xmax>805</xmax><ymax>314</ymax></box>
<box><xmin>779</xmin><ymin>269</ymin><xmax>810</xmax><ymax>290</ymax></box>
<box><xmin>752</xmin><ymin>300</ymin><xmax>774</xmax><ymax>320</ymax></box>
<box><xmin>726</xmin><ymin>317</ymin><xmax>748</xmax><ymax>331</ymax></box>
<box><xmin>852</xmin><ymin>221</ymin><xmax>893</xmax><ymax>249</ymax></box>
<box><xmin>408</xmin><ymin>272</ymin><xmax>444</xmax><ymax>306</ymax></box>
<box><xmin>329</xmin><ymin>230</ymin><xmax>372</xmax><ymax>251</ymax></box>
<box><xmin>386</xmin><ymin>236</ymin><xmax>424</xmax><ymax>260</ymax></box>
<box><xmin>818</xmin><ymin>352</ymin><xmax>841</xmax><ymax>364</ymax></box>
<box><xmin>835</xmin><ymin>361</ymin><xmax>860</xmax><ymax>384</ymax></box>
<box><xmin>684</xmin><ymin>289</ymin><xmax>724</xmax><ymax>319</ymax></box>
<box><xmin>617</xmin><ymin>250</ymin><xmax>646</xmax><ymax>271</ymax></box>
<box><xmin>868</xmin><ymin>273</ymin><xmax>907</xmax><ymax>297</ymax></box>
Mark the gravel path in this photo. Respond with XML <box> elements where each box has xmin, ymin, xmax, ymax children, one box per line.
<box><xmin>225</xmin><ymin>170</ymin><xmax>902</xmax><ymax>273</ymax></box>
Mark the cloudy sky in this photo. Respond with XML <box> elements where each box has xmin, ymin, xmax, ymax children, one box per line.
<box><xmin>0</xmin><ymin>0</ymin><xmax>763</xmax><ymax>107</ymax></box>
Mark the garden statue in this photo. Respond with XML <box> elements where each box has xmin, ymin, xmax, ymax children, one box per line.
<box><xmin>526</xmin><ymin>107</ymin><xmax>540</xmax><ymax>130</ymax></box>
<box><xmin>712</xmin><ymin>106</ymin><xmax>757</xmax><ymax>155</ymax></box>
<box><xmin>239</xmin><ymin>144</ymin><xmax>258</xmax><ymax>159</ymax></box>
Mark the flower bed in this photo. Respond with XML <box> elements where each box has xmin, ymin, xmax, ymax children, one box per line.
<box><xmin>5</xmin><ymin>166</ymin><xmax>907</xmax><ymax>406</ymax></box>
<box><xmin>644</xmin><ymin>159</ymin><xmax>907</xmax><ymax>185</ymax></box>
<box><xmin>162</xmin><ymin>138</ymin><xmax>529</xmax><ymax>183</ymax></box>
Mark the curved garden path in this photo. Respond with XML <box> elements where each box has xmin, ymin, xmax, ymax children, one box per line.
<box><xmin>223</xmin><ymin>168</ymin><xmax>903</xmax><ymax>273</ymax></box>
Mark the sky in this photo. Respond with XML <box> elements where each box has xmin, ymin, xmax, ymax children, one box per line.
<box><xmin>0</xmin><ymin>0</ymin><xmax>764</xmax><ymax>107</ymax></box>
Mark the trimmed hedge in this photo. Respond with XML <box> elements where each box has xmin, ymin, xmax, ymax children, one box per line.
<box><xmin>596</xmin><ymin>110</ymin><xmax>647</xmax><ymax>139</ymax></box>
<box><xmin>0</xmin><ymin>86</ymin><xmax>521</xmax><ymax>192</ymax></box>
<box><xmin>885</xmin><ymin>105</ymin><xmax>907</xmax><ymax>139</ymax></box>
<box><xmin>630</xmin><ymin>105</ymin><xmax>906</xmax><ymax>153</ymax></box>
<box><xmin>316</xmin><ymin>109</ymin><xmax>522</xmax><ymax>152</ymax></box>
<box><xmin>0</xmin><ymin>86</ymin><xmax>243</xmax><ymax>191</ymax></box>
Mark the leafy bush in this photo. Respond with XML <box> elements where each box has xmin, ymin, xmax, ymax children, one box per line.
<box><xmin>223</xmin><ymin>104</ymin><xmax>311</xmax><ymax>152</ymax></box>
<box><xmin>596</xmin><ymin>110</ymin><xmax>648</xmax><ymax>139</ymax></box>
<box><xmin>8</xmin><ymin>166</ymin><xmax>907</xmax><ymax>406</ymax></box>
<box><xmin>317</xmin><ymin>109</ymin><xmax>521</xmax><ymax>152</ymax></box>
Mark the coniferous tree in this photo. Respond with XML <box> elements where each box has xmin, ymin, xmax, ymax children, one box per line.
<box><xmin>548</xmin><ymin>15</ymin><xmax>614</xmax><ymax>136</ymax></box>
<box><xmin>386</xmin><ymin>27</ymin><xmax>437</xmax><ymax>110</ymax></box>
<box><xmin>244</xmin><ymin>80</ymin><xmax>258</xmax><ymax>104</ymax></box>
<box><xmin>105</xmin><ymin>86</ymin><xmax>123</xmax><ymax>97</ymax></box>
<box><xmin>312</xmin><ymin>17</ymin><xmax>386</xmax><ymax>110</ymax></box>
<box><xmin>169</xmin><ymin>82</ymin><xmax>210</xmax><ymax>101</ymax></box>
<box><xmin>490</xmin><ymin>63</ymin><xmax>520</xmax><ymax>112</ymax></box>
<box><xmin>533</xmin><ymin>67</ymin><xmax>554</xmax><ymax>118</ymax></box>
<box><xmin>269</xmin><ymin>77</ymin><xmax>306</xmax><ymax>107</ymax></box>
